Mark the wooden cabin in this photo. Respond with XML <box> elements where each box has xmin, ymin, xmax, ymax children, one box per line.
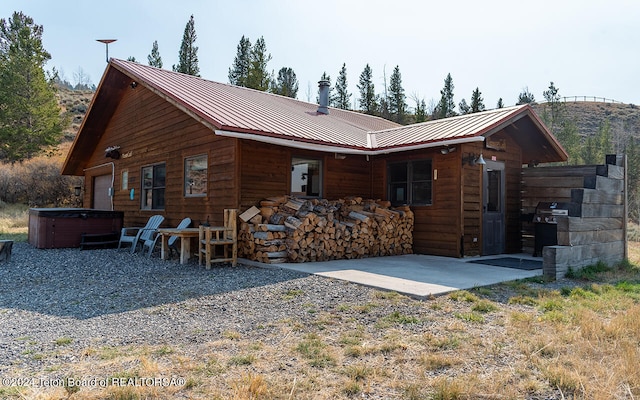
<box><xmin>62</xmin><ymin>59</ymin><xmax>568</xmax><ymax>259</ymax></box>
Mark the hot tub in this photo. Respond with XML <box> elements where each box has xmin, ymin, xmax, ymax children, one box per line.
<box><xmin>28</xmin><ymin>208</ymin><xmax>124</xmax><ymax>249</ymax></box>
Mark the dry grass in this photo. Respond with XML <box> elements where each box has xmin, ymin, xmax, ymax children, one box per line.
<box><xmin>2</xmin><ymin>255</ymin><xmax>639</xmax><ymax>399</ymax></box>
<box><xmin>2</xmin><ymin>215</ymin><xmax>640</xmax><ymax>398</ymax></box>
<box><xmin>0</xmin><ymin>202</ymin><xmax>28</xmax><ymax>241</ymax></box>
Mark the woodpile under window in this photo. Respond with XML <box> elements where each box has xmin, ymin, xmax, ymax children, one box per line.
<box><xmin>238</xmin><ymin>196</ymin><xmax>414</xmax><ymax>264</ymax></box>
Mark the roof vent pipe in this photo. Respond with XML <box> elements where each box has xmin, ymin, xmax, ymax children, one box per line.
<box><xmin>317</xmin><ymin>80</ymin><xmax>330</xmax><ymax>115</ymax></box>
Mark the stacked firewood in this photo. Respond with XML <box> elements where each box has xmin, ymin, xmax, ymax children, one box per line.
<box><xmin>238</xmin><ymin>196</ymin><xmax>413</xmax><ymax>264</ymax></box>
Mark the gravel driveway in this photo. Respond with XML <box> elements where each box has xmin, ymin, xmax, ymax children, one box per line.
<box><xmin>0</xmin><ymin>243</ymin><xmax>398</xmax><ymax>374</ymax></box>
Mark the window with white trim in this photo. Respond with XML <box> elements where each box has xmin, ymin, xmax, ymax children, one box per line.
<box><xmin>291</xmin><ymin>157</ymin><xmax>322</xmax><ymax>197</ymax></box>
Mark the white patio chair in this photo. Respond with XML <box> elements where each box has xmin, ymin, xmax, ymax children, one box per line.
<box><xmin>117</xmin><ymin>215</ymin><xmax>165</xmax><ymax>254</ymax></box>
<box><xmin>143</xmin><ymin>217</ymin><xmax>192</xmax><ymax>257</ymax></box>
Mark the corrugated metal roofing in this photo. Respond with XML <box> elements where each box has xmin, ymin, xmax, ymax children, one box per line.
<box><xmin>110</xmin><ymin>59</ymin><xmax>399</xmax><ymax>150</ymax></box>
<box><xmin>369</xmin><ymin>105</ymin><xmax>530</xmax><ymax>149</ymax></box>
<box><xmin>65</xmin><ymin>58</ymin><xmax>566</xmax><ymax>165</ymax></box>
<box><xmin>110</xmin><ymin>59</ymin><xmax>549</xmax><ymax>153</ymax></box>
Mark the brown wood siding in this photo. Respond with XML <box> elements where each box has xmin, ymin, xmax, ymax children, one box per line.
<box><xmin>239</xmin><ymin>141</ymin><xmax>290</xmax><ymax>210</ymax></box>
<box><xmin>80</xmin><ymin>84</ymin><xmax>528</xmax><ymax>258</ymax></box>
<box><xmin>500</xmin><ymin>133</ymin><xmax>524</xmax><ymax>254</ymax></box>
<box><xmin>460</xmin><ymin>132</ymin><xmax>523</xmax><ymax>256</ymax></box>
<box><xmin>372</xmin><ymin>149</ymin><xmax>462</xmax><ymax>257</ymax></box>
<box><xmin>239</xmin><ymin>142</ymin><xmax>374</xmax><ymax>209</ymax></box>
<box><xmin>83</xmin><ymin>85</ymin><xmax>239</xmax><ymax>229</ymax></box>
<box><xmin>325</xmin><ymin>154</ymin><xmax>372</xmax><ymax>199</ymax></box>
<box><xmin>462</xmin><ymin>143</ymin><xmax>483</xmax><ymax>256</ymax></box>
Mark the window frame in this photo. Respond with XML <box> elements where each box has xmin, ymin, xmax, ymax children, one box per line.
<box><xmin>387</xmin><ymin>159</ymin><xmax>433</xmax><ymax>206</ymax></box>
<box><xmin>290</xmin><ymin>156</ymin><xmax>323</xmax><ymax>198</ymax></box>
<box><xmin>184</xmin><ymin>154</ymin><xmax>208</xmax><ymax>197</ymax></box>
<box><xmin>141</xmin><ymin>162</ymin><xmax>166</xmax><ymax>210</ymax></box>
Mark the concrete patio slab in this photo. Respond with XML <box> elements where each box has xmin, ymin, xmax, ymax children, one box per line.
<box><xmin>243</xmin><ymin>253</ymin><xmax>542</xmax><ymax>299</ymax></box>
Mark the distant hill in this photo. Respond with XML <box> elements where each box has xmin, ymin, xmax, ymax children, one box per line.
<box><xmin>56</xmin><ymin>86</ymin><xmax>94</xmax><ymax>142</ymax></box>
<box><xmin>532</xmin><ymin>101</ymin><xmax>640</xmax><ymax>149</ymax></box>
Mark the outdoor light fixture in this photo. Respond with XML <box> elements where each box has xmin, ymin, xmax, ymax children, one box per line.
<box><xmin>440</xmin><ymin>146</ymin><xmax>456</xmax><ymax>155</ymax></box>
<box><xmin>462</xmin><ymin>152</ymin><xmax>486</xmax><ymax>166</ymax></box>
<box><xmin>105</xmin><ymin>145</ymin><xmax>121</xmax><ymax>159</ymax></box>
<box><xmin>130</xmin><ymin>81</ymin><xmax>138</xmax><ymax>89</ymax></box>
<box><xmin>74</xmin><ymin>186</ymin><xmax>82</xmax><ymax>196</ymax></box>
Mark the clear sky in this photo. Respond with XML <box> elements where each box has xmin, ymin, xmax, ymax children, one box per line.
<box><xmin>3</xmin><ymin>0</ymin><xmax>640</xmax><ymax>110</ymax></box>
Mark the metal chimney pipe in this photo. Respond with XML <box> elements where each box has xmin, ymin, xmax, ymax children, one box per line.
<box><xmin>317</xmin><ymin>80</ymin><xmax>330</xmax><ymax>115</ymax></box>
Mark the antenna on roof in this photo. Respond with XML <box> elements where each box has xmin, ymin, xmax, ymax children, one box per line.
<box><xmin>96</xmin><ymin>39</ymin><xmax>117</xmax><ymax>63</ymax></box>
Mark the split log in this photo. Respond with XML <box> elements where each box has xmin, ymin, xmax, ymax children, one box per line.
<box><xmin>256</xmin><ymin>224</ymin><xmax>287</xmax><ymax>232</ymax></box>
<box><xmin>239</xmin><ymin>206</ymin><xmax>260</xmax><ymax>222</ymax></box>
<box><xmin>284</xmin><ymin>216</ymin><xmax>302</xmax><ymax>230</ymax></box>
<box><xmin>238</xmin><ymin>195</ymin><xmax>413</xmax><ymax>263</ymax></box>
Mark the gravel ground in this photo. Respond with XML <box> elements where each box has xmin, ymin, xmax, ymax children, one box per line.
<box><xmin>1</xmin><ymin>242</ymin><xmax>584</xmax><ymax>399</ymax></box>
<box><xmin>0</xmin><ymin>242</ymin><xmax>415</xmax><ymax>374</ymax></box>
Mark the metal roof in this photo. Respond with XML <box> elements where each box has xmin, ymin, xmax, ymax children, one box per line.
<box><xmin>110</xmin><ymin>59</ymin><xmax>400</xmax><ymax>150</ymax></box>
<box><xmin>370</xmin><ymin>105</ymin><xmax>535</xmax><ymax>149</ymax></box>
<box><xmin>62</xmin><ymin>59</ymin><xmax>567</xmax><ymax>175</ymax></box>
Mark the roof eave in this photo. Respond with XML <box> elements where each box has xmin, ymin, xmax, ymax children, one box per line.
<box><xmin>61</xmin><ymin>63</ymin><xmax>125</xmax><ymax>175</ymax></box>
<box><xmin>215</xmin><ymin>129</ymin><xmax>485</xmax><ymax>155</ymax></box>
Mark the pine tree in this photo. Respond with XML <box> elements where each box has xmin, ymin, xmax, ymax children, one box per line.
<box><xmin>542</xmin><ymin>81</ymin><xmax>562</xmax><ymax>132</ymax></box>
<box><xmin>387</xmin><ymin>65</ymin><xmax>407</xmax><ymax>124</ymax></box>
<box><xmin>555</xmin><ymin>120</ymin><xmax>581</xmax><ymax>165</ymax></box>
<box><xmin>470</xmin><ymin>87</ymin><xmax>485</xmax><ymax>113</ymax></box>
<box><xmin>147</xmin><ymin>40</ymin><xmax>163</xmax><ymax>68</ymax></box>
<box><xmin>357</xmin><ymin>64</ymin><xmax>377</xmax><ymax>115</ymax></box>
<box><xmin>228</xmin><ymin>35</ymin><xmax>251</xmax><ymax>86</ymax></box>
<box><xmin>271</xmin><ymin>67</ymin><xmax>299</xmax><ymax>98</ymax></box>
<box><xmin>0</xmin><ymin>12</ymin><xmax>64</xmax><ymax>162</ymax></box>
<box><xmin>173</xmin><ymin>15</ymin><xmax>199</xmax><ymax>76</ymax></box>
<box><xmin>334</xmin><ymin>63</ymin><xmax>351</xmax><ymax>109</ymax></box>
<box><xmin>414</xmin><ymin>98</ymin><xmax>427</xmax><ymax>123</ymax></box>
<box><xmin>436</xmin><ymin>73</ymin><xmax>456</xmax><ymax>119</ymax></box>
<box><xmin>582</xmin><ymin>120</ymin><xmax>613</xmax><ymax>164</ymax></box>
<box><xmin>496</xmin><ymin>98</ymin><xmax>504</xmax><ymax>108</ymax></box>
<box><xmin>458</xmin><ymin>99</ymin><xmax>470</xmax><ymax>115</ymax></box>
<box><xmin>516</xmin><ymin>87</ymin><xmax>536</xmax><ymax>104</ymax></box>
<box><xmin>246</xmin><ymin>36</ymin><xmax>272</xmax><ymax>91</ymax></box>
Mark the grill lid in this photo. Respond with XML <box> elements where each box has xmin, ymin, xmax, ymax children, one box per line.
<box><xmin>533</xmin><ymin>201</ymin><xmax>580</xmax><ymax>223</ymax></box>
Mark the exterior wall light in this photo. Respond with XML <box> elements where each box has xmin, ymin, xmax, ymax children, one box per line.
<box><xmin>462</xmin><ymin>152</ymin><xmax>486</xmax><ymax>166</ymax></box>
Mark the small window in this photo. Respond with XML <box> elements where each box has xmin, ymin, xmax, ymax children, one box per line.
<box><xmin>184</xmin><ymin>154</ymin><xmax>207</xmax><ymax>197</ymax></box>
<box><xmin>141</xmin><ymin>163</ymin><xmax>166</xmax><ymax>210</ymax></box>
<box><xmin>388</xmin><ymin>159</ymin><xmax>432</xmax><ymax>206</ymax></box>
<box><xmin>121</xmin><ymin>170</ymin><xmax>128</xmax><ymax>191</ymax></box>
<box><xmin>291</xmin><ymin>157</ymin><xmax>322</xmax><ymax>197</ymax></box>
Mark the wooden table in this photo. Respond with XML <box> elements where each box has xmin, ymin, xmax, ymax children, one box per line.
<box><xmin>157</xmin><ymin>228</ymin><xmax>200</xmax><ymax>264</ymax></box>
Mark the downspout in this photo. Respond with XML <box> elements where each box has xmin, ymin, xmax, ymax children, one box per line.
<box><xmin>83</xmin><ymin>162</ymin><xmax>115</xmax><ymax>211</ymax></box>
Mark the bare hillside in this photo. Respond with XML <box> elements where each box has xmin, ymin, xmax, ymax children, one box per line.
<box><xmin>56</xmin><ymin>87</ymin><xmax>94</xmax><ymax>141</ymax></box>
<box><xmin>533</xmin><ymin>101</ymin><xmax>640</xmax><ymax>146</ymax></box>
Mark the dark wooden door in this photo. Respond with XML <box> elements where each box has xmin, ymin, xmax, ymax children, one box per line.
<box><xmin>482</xmin><ymin>160</ymin><xmax>505</xmax><ymax>255</ymax></box>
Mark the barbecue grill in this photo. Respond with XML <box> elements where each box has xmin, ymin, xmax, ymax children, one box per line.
<box><xmin>532</xmin><ymin>202</ymin><xmax>579</xmax><ymax>256</ymax></box>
